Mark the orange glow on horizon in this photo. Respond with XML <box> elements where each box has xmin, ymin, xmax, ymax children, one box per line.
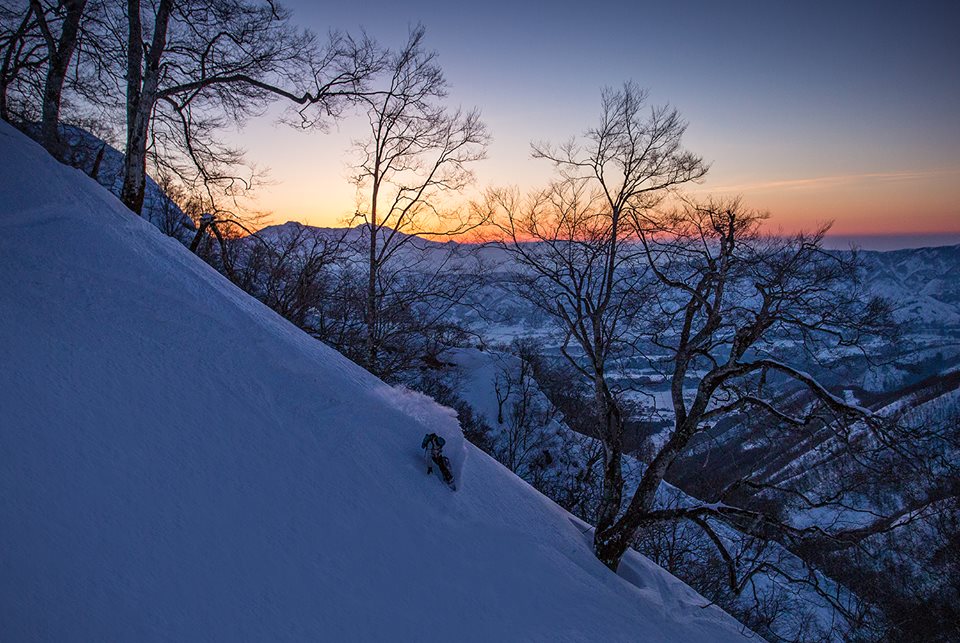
<box><xmin>691</xmin><ymin>166</ymin><xmax>960</xmax><ymax>237</ymax></box>
<box><xmin>246</xmin><ymin>133</ymin><xmax>959</xmax><ymax>241</ymax></box>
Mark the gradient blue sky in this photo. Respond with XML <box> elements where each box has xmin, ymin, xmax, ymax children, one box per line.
<box><xmin>238</xmin><ymin>0</ymin><xmax>960</xmax><ymax>248</ymax></box>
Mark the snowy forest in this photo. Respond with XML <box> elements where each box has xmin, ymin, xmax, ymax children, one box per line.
<box><xmin>1</xmin><ymin>1</ymin><xmax>958</xmax><ymax>641</ymax></box>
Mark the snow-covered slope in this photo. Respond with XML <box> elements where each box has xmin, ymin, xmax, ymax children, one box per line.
<box><xmin>859</xmin><ymin>245</ymin><xmax>960</xmax><ymax>330</ymax></box>
<box><xmin>23</xmin><ymin>122</ymin><xmax>196</xmax><ymax>240</ymax></box>
<box><xmin>0</xmin><ymin>121</ymin><xmax>749</xmax><ymax>640</ymax></box>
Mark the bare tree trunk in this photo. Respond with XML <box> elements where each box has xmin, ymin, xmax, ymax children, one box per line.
<box><xmin>592</xmin><ymin>375</ymin><xmax>628</xmax><ymax>570</ymax></box>
<box><xmin>594</xmin><ymin>375</ymin><xmax>714</xmax><ymax>570</ymax></box>
<box><xmin>120</xmin><ymin>0</ymin><xmax>172</xmax><ymax>214</ymax></box>
<box><xmin>365</xmin><ymin>171</ymin><xmax>380</xmax><ymax>373</ymax></box>
<box><xmin>36</xmin><ymin>0</ymin><xmax>87</xmax><ymax>157</ymax></box>
<box><xmin>366</xmin><ymin>223</ymin><xmax>378</xmax><ymax>371</ymax></box>
<box><xmin>189</xmin><ymin>216</ymin><xmax>211</xmax><ymax>252</ymax></box>
<box><xmin>89</xmin><ymin>141</ymin><xmax>105</xmax><ymax>179</ymax></box>
<box><xmin>120</xmin><ymin>104</ymin><xmax>152</xmax><ymax>213</ymax></box>
<box><xmin>594</xmin><ymin>434</ymin><xmax>683</xmax><ymax>570</ymax></box>
<box><xmin>209</xmin><ymin>219</ymin><xmax>236</xmax><ymax>282</ymax></box>
<box><xmin>120</xmin><ymin>0</ymin><xmax>145</xmax><ymax>212</ymax></box>
<box><xmin>40</xmin><ymin>60</ymin><xmax>69</xmax><ymax>154</ymax></box>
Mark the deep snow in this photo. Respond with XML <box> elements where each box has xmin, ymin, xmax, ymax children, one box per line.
<box><xmin>0</xmin><ymin>121</ymin><xmax>750</xmax><ymax>641</ymax></box>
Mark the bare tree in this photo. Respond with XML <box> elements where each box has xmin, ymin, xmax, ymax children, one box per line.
<box><xmin>491</xmin><ymin>344</ymin><xmax>561</xmax><ymax>479</ymax></box>
<box><xmin>228</xmin><ymin>222</ymin><xmax>345</xmax><ymax>330</ymax></box>
<box><xmin>350</xmin><ymin>25</ymin><xmax>489</xmax><ymax>376</ymax></box>
<box><xmin>0</xmin><ymin>0</ymin><xmax>107</xmax><ymax>134</ymax></box>
<box><xmin>489</xmin><ymin>86</ymin><xmax>910</xmax><ymax>583</ymax></box>
<box><xmin>598</xmin><ymin>198</ymin><xmax>906</xmax><ymax>572</ymax></box>
<box><xmin>1</xmin><ymin>0</ymin><xmax>380</xmax><ymax>225</ymax></box>
<box><xmin>115</xmin><ymin>0</ymin><xmax>381</xmax><ymax>215</ymax></box>
<box><xmin>487</xmin><ymin>82</ymin><xmax>707</xmax><ymax>569</ymax></box>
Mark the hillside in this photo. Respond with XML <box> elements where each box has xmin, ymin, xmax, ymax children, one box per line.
<box><xmin>860</xmin><ymin>244</ymin><xmax>960</xmax><ymax>331</ymax></box>
<box><xmin>0</xmin><ymin>123</ymin><xmax>750</xmax><ymax>640</ymax></box>
<box><xmin>32</xmin><ymin>123</ymin><xmax>196</xmax><ymax>241</ymax></box>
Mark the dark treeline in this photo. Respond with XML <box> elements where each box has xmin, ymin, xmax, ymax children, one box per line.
<box><xmin>3</xmin><ymin>3</ymin><xmax>957</xmax><ymax>641</ymax></box>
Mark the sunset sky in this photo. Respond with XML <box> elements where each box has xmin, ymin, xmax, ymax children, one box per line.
<box><xmin>237</xmin><ymin>0</ymin><xmax>960</xmax><ymax>249</ymax></box>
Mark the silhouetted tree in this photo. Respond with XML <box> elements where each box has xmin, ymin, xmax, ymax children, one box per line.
<box><xmin>0</xmin><ymin>0</ymin><xmax>105</xmax><ymax>138</ymax></box>
<box><xmin>488</xmin><ymin>82</ymin><xmax>707</xmax><ymax>569</ymax></box>
<box><xmin>115</xmin><ymin>0</ymin><xmax>380</xmax><ymax>214</ymax></box>
<box><xmin>350</xmin><ymin>25</ymin><xmax>488</xmax><ymax>376</ymax></box>
<box><xmin>1</xmin><ymin>2</ymin><xmax>46</xmax><ymax>121</ymax></box>
<box><xmin>610</xmin><ymin>199</ymin><xmax>904</xmax><ymax>569</ymax></box>
<box><xmin>229</xmin><ymin>222</ymin><xmax>346</xmax><ymax>329</ymax></box>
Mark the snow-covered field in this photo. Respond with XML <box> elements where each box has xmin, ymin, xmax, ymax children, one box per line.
<box><xmin>0</xmin><ymin>121</ymin><xmax>750</xmax><ymax>640</ymax></box>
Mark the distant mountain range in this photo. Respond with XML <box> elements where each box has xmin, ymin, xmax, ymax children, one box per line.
<box><xmin>251</xmin><ymin>221</ymin><xmax>960</xmax><ymax>333</ymax></box>
<box><xmin>858</xmin><ymin>244</ymin><xmax>960</xmax><ymax>331</ymax></box>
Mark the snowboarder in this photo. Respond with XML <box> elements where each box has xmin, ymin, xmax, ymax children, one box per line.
<box><xmin>421</xmin><ymin>432</ymin><xmax>455</xmax><ymax>489</ymax></box>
